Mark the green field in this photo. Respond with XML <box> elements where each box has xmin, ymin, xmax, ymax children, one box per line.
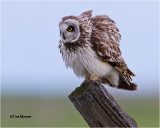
<box><xmin>1</xmin><ymin>96</ymin><xmax>159</xmax><ymax>127</ymax></box>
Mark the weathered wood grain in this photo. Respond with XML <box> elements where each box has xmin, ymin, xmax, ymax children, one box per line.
<box><xmin>68</xmin><ymin>80</ymin><xmax>138</xmax><ymax>127</ymax></box>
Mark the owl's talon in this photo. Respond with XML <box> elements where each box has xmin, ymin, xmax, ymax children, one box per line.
<box><xmin>90</xmin><ymin>76</ymin><xmax>99</xmax><ymax>81</ymax></box>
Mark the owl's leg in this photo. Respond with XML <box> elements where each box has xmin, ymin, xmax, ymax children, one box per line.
<box><xmin>82</xmin><ymin>75</ymin><xmax>98</xmax><ymax>83</ymax></box>
<box><xmin>90</xmin><ymin>75</ymin><xmax>99</xmax><ymax>81</ymax></box>
<box><xmin>81</xmin><ymin>75</ymin><xmax>90</xmax><ymax>85</ymax></box>
<box><xmin>84</xmin><ymin>75</ymin><xmax>90</xmax><ymax>81</ymax></box>
<box><xmin>81</xmin><ymin>75</ymin><xmax>99</xmax><ymax>85</ymax></box>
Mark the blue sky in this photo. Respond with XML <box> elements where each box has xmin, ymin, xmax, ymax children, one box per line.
<box><xmin>1</xmin><ymin>1</ymin><xmax>159</xmax><ymax>97</ymax></box>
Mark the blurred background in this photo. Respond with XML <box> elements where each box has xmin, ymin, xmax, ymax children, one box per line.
<box><xmin>1</xmin><ymin>0</ymin><xmax>159</xmax><ymax>127</ymax></box>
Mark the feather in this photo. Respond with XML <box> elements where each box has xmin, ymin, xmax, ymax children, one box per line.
<box><xmin>59</xmin><ymin>10</ymin><xmax>138</xmax><ymax>91</ymax></box>
<box><xmin>91</xmin><ymin>15</ymin><xmax>135</xmax><ymax>84</ymax></box>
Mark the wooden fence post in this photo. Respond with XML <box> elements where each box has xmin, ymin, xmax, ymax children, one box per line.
<box><xmin>68</xmin><ymin>80</ymin><xmax>138</xmax><ymax>127</ymax></box>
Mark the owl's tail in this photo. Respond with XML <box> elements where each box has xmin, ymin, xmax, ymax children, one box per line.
<box><xmin>116</xmin><ymin>78</ymin><xmax>138</xmax><ymax>90</ymax></box>
<box><xmin>101</xmin><ymin>77</ymin><xmax>138</xmax><ymax>91</ymax></box>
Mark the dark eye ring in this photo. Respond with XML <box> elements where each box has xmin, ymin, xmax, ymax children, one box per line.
<box><xmin>67</xmin><ymin>26</ymin><xmax>74</xmax><ymax>32</ymax></box>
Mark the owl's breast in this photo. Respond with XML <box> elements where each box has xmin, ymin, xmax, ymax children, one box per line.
<box><xmin>79</xmin><ymin>46</ymin><xmax>113</xmax><ymax>77</ymax></box>
<box><xmin>60</xmin><ymin>43</ymin><xmax>114</xmax><ymax>78</ymax></box>
<box><xmin>60</xmin><ymin>43</ymin><xmax>88</xmax><ymax>77</ymax></box>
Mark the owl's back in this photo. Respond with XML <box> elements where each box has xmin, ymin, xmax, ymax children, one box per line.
<box><xmin>90</xmin><ymin>15</ymin><xmax>135</xmax><ymax>85</ymax></box>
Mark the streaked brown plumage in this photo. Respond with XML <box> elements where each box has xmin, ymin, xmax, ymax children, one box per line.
<box><xmin>59</xmin><ymin>10</ymin><xmax>138</xmax><ymax>91</ymax></box>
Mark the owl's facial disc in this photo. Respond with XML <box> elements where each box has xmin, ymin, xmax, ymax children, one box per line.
<box><xmin>59</xmin><ymin>19</ymin><xmax>80</xmax><ymax>43</ymax></box>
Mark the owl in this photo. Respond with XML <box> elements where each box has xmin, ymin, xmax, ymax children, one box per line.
<box><xmin>59</xmin><ymin>10</ymin><xmax>138</xmax><ymax>90</ymax></box>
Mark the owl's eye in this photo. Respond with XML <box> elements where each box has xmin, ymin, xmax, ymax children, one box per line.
<box><xmin>67</xmin><ymin>26</ymin><xmax>74</xmax><ymax>32</ymax></box>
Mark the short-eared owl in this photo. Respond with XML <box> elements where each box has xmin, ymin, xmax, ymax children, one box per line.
<box><xmin>59</xmin><ymin>10</ymin><xmax>138</xmax><ymax>90</ymax></box>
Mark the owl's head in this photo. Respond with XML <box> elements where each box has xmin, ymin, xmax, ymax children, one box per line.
<box><xmin>59</xmin><ymin>10</ymin><xmax>93</xmax><ymax>44</ymax></box>
<box><xmin>59</xmin><ymin>19</ymin><xmax>80</xmax><ymax>43</ymax></box>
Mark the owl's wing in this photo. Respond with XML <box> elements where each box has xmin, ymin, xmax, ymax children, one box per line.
<box><xmin>91</xmin><ymin>15</ymin><xmax>135</xmax><ymax>83</ymax></box>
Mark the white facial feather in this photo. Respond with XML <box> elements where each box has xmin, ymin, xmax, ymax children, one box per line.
<box><xmin>59</xmin><ymin>19</ymin><xmax>80</xmax><ymax>43</ymax></box>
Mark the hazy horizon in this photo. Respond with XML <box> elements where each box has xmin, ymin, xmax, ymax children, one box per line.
<box><xmin>1</xmin><ymin>1</ymin><xmax>159</xmax><ymax>97</ymax></box>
